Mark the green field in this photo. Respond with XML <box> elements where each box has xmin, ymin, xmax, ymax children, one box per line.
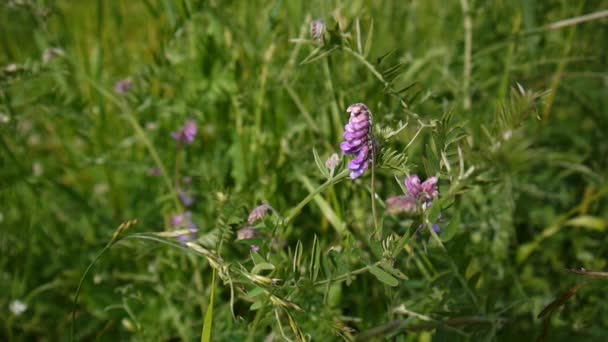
<box><xmin>1</xmin><ymin>1</ymin><xmax>607</xmax><ymax>341</ymax></box>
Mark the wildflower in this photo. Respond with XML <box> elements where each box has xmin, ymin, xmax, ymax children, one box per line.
<box><xmin>172</xmin><ymin>120</ymin><xmax>197</xmax><ymax>145</ymax></box>
<box><xmin>340</xmin><ymin>103</ymin><xmax>373</xmax><ymax>179</ymax></box>
<box><xmin>385</xmin><ymin>195</ymin><xmax>416</xmax><ymax>215</ymax></box>
<box><xmin>179</xmin><ymin>190</ymin><xmax>194</xmax><ymax>207</ymax></box>
<box><xmin>310</xmin><ymin>19</ymin><xmax>326</xmax><ymax>43</ymax></box>
<box><xmin>404</xmin><ymin>175</ymin><xmax>439</xmax><ymax>203</ymax></box>
<box><xmin>237</xmin><ymin>226</ymin><xmax>259</xmax><ymax>240</ymax></box>
<box><xmin>42</xmin><ymin>47</ymin><xmax>65</xmax><ymax>64</ymax></box>
<box><xmin>9</xmin><ymin>300</ymin><xmax>27</xmax><ymax>316</ymax></box>
<box><xmin>114</xmin><ymin>79</ymin><xmax>133</xmax><ymax>95</ymax></box>
<box><xmin>250</xmin><ymin>245</ymin><xmax>260</xmax><ymax>253</ymax></box>
<box><xmin>171</xmin><ymin>212</ymin><xmax>198</xmax><ymax>243</ymax></box>
<box><xmin>248</xmin><ymin>203</ymin><xmax>272</xmax><ymax>225</ymax></box>
<box><xmin>147</xmin><ymin>167</ymin><xmax>163</xmax><ymax>177</ymax></box>
<box><xmin>432</xmin><ymin>224</ymin><xmax>441</xmax><ymax>233</ymax></box>
<box><xmin>325</xmin><ymin>153</ymin><xmax>341</xmax><ymax>175</ymax></box>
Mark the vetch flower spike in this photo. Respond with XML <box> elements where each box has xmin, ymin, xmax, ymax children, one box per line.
<box><xmin>340</xmin><ymin>103</ymin><xmax>373</xmax><ymax>179</ymax></box>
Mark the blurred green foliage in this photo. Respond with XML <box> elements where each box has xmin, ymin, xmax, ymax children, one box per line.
<box><xmin>1</xmin><ymin>0</ymin><xmax>607</xmax><ymax>341</ymax></box>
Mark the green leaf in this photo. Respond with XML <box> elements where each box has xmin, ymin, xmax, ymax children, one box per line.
<box><xmin>565</xmin><ymin>215</ymin><xmax>606</xmax><ymax>231</ymax></box>
<box><xmin>428</xmin><ymin>198</ymin><xmax>442</xmax><ymax>222</ymax></box>
<box><xmin>250</xmin><ymin>300</ymin><xmax>263</xmax><ymax>311</ymax></box>
<box><xmin>369</xmin><ymin>265</ymin><xmax>399</xmax><ymax>287</ymax></box>
<box><xmin>251</xmin><ymin>262</ymin><xmax>275</xmax><ymax>275</ymax></box>
<box><xmin>441</xmin><ymin>213</ymin><xmax>460</xmax><ymax>242</ymax></box>
<box><xmin>313</xmin><ymin>148</ymin><xmax>330</xmax><ymax>178</ymax></box>
<box><xmin>201</xmin><ymin>269</ymin><xmax>216</xmax><ymax>342</ymax></box>
<box><xmin>379</xmin><ymin>262</ymin><xmax>408</xmax><ymax>280</ymax></box>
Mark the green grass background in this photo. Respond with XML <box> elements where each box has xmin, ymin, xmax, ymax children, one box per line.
<box><xmin>1</xmin><ymin>0</ymin><xmax>607</xmax><ymax>341</ymax></box>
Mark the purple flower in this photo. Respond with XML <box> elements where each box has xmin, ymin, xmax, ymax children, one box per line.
<box><xmin>340</xmin><ymin>103</ymin><xmax>373</xmax><ymax>179</ymax></box>
<box><xmin>172</xmin><ymin>120</ymin><xmax>197</xmax><ymax>145</ymax></box>
<box><xmin>432</xmin><ymin>224</ymin><xmax>441</xmax><ymax>233</ymax></box>
<box><xmin>114</xmin><ymin>79</ymin><xmax>133</xmax><ymax>95</ymax></box>
<box><xmin>405</xmin><ymin>175</ymin><xmax>439</xmax><ymax>203</ymax></box>
<box><xmin>385</xmin><ymin>195</ymin><xmax>417</xmax><ymax>215</ymax></box>
<box><xmin>247</xmin><ymin>203</ymin><xmax>272</xmax><ymax>225</ymax></box>
<box><xmin>250</xmin><ymin>245</ymin><xmax>260</xmax><ymax>253</ymax></box>
<box><xmin>310</xmin><ymin>20</ymin><xmax>326</xmax><ymax>43</ymax></box>
<box><xmin>171</xmin><ymin>211</ymin><xmax>198</xmax><ymax>243</ymax></box>
<box><xmin>179</xmin><ymin>190</ymin><xmax>194</xmax><ymax>207</ymax></box>
<box><xmin>237</xmin><ymin>226</ymin><xmax>259</xmax><ymax>240</ymax></box>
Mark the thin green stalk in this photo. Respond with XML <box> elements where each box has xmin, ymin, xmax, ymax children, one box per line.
<box><xmin>428</xmin><ymin>224</ymin><xmax>479</xmax><ymax>309</ymax></box>
<box><xmin>283</xmin><ymin>169</ymin><xmax>349</xmax><ymax>227</ymax></box>
<box><xmin>341</xmin><ymin>46</ymin><xmax>389</xmax><ymax>88</ymax></box>
<box><xmin>371</xmin><ymin>146</ymin><xmax>380</xmax><ymax>240</ymax></box>
<box><xmin>460</xmin><ymin>0</ymin><xmax>472</xmax><ymax>111</ymax></box>
<box><xmin>84</xmin><ymin>77</ymin><xmax>180</xmax><ymax>209</ymax></box>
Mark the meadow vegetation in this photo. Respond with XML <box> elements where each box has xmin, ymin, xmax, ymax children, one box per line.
<box><xmin>1</xmin><ymin>0</ymin><xmax>607</xmax><ymax>341</ymax></box>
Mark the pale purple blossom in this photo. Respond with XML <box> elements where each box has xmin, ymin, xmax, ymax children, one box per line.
<box><xmin>310</xmin><ymin>20</ymin><xmax>326</xmax><ymax>43</ymax></box>
<box><xmin>325</xmin><ymin>153</ymin><xmax>340</xmax><ymax>174</ymax></box>
<box><xmin>250</xmin><ymin>245</ymin><xmax>260</xmax><ymax>253</ymax></box>
<box><xmin>247</xmin><ymin>203</ymin><xmax>272</xmax><ymax>225</ymax></box>
<box><xmin>172</xmin><ymin>211</ymin><xmax>197</xmax><ymax>242</ymax></box>
<box><xmin>385</xmin><ymin>195</ymin><xmax>416</xmax><ymax>215</ymax></box>
<box><xmin>340</xmin><ymin>103</ymin><xmax>373</xmax><ymax>179</ymax></box>
<box><xmin>172</xmin><ymin>120</ymin><xmax>197</xmax><ymax>145</ymax></box>
<box><xmin>237</xmin><ymin>226</ymin><xmax>259</xmax><ymax>240</ymax></box>
<box><xmin>114</xmin><ymin>79</ymin><xmax>133</xmax><ymax>95</ymax></box>
<box><xmin>405</xmin><ymin>175</ymin><xmax>439</xmax><ymax>203</ymax></box>
<box><xmin>179</xmin><ymin>190</ymin><xmax>194</xmax><ymax>207</ymax></box>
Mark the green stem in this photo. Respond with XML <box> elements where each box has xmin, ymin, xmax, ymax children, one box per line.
<box><xmin>283</xmin><ymin>169</ymin><xmax>349</xmax><ymax>227</ymax></box>
<box><xmin>371</xmin><ymin>147</ymin><xmax>380</xmax><ymax>240</ymax></box>
<box><xmin>341</xmin><ymin>46</ymin><xmax>389</xmax><ymax>88</ymax></box>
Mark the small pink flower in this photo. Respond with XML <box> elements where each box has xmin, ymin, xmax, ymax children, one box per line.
<box><xmin>247</xmin><ymin>203</ymin><xmax>272</xmax><ymax>225</ymax></box>
<box><xmin>172</xmin><ymin>120</ymin><xmax>197</xmax><ymax>145</ymax></box>
<box><xmin>405</xmin><ymin>175</ymin><xmax>439</xmax><ymax>202</ymax></box>
<box><xmin>385</xmin><ymin>195</ymin><xmax>417</xmax><ymax>215</ymax></box>
<box><xmin>237</xmin><ymin>226</ymin><xmax>259</xmax><ymax>240</ymax></box>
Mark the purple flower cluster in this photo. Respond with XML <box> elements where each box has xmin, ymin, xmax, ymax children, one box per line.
<box><xmin>340</xmin><ymin>103</ymin><xmax>373</xmax><ymax>179</ymax></box>
<box><xmin>236</xmin><ymin>203</ymin><xmax>273</xmax><ymax>252</ymax></box>
<box><xmin>385</xmin><ymin>175</ymin><xmax>439</xmax><ymax>216</ymax></box>
<box><xmin>405</xmin><ymin>175</ymin><xmax>439</xmax><ymax>204</ymax></box>
<box><xmin>172</xmin><ymin>120</ymin><xmax>197</xmax><ymax>145</ymax></box>
<box><xmin>171</xmin><ymin>211</ymin><xmax>198</xmax><ymax>243</ymax></box>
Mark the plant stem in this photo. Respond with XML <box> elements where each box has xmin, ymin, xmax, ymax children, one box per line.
<box><xmin>460</xmin><ymin>0</ymin><xmax>472</xmax><ymax>111</ymax></box>
<box><xmin>283</xmin><ymin>169</ymin><xmax>349</xmax><ymax>227</ymax></box>
<box><xmin>341</xmin><ymin>46</ymin><xmax>389</xmax><ymax>88</ymax></box>
<box><xmin>371</xmin><ymin>145</ymin><xmax>380</xmax><ymax>240</ymax></box>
